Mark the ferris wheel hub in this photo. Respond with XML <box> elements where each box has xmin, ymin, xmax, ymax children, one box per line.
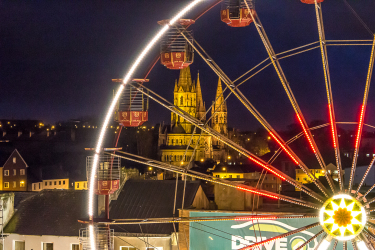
<box><xmin>319</xmin><ymin>194</ymin><xmax>366</xmax><ymax>241</ymax></box>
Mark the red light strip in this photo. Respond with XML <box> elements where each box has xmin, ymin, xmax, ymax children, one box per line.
<box><xmin>236</xmin><ymin>186</ymin><xmax>279</xmax><ymax>199</ymax></box>
<box><xmin>269</xmin><ymin>132</ymin><xmax>299</xmax><ymax>165</ymax></box>
<box><xmin>355</xmin><ymin>105</ymin><xmax>365</xmax><ymax>150</ymax></box>
<box><xmin>248</xmin><ymin>156</ymin><xmax>286</xmax><ymax>180</ymax></box>
<box><xmin>296</xmin><ymin>113</ymin><xmax>316</xmax><ymax>153</ymax></box>
<box><xmin>328</xmin><ymin>104</ymin><xmax>337</xmax><ymax>148</ymax></box>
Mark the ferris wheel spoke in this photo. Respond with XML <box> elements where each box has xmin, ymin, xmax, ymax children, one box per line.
<box><xmin>356</xmin><ymin>156</ymin><xmax>375</xmax><ymax>195</ymax></box>
<box><xmin>175</xmin><ymin>25</ymin><xmax>331</xmax><ymax>197</ymax></box>
<box><xmin>358</xmin><ymin>233</ymin><xmax>375</xmax><ymax>250</ymax></box>
<box><xmin>239</xmin><ymin>222</ymin><xmax>321</xmax><ymax>250</ymax></box>
<box><xmin>132</xmin><ymin>82</ymin><xmax>326</xmax><ymax>202</ymax></box>
<box><xmin>99</xmin><ymin>214</ymin><xmax>316</xmax><ymax>225</ymax></box>
<box><xmin>244</xmin><ymin>4</ymin><xmax>334</xmax><ymax>194</ymax></box>
<box><xmin>109</xmin><ymin>151</ymin><xmax>321</xmax><ymax>210</ymax></box>
<box><xmin>349</xmin><ymin>36</ymin><xmax>375</xmax><ymax>193</ymax></box>
<box><xmin>314</xmin><ymin>1</ymin><xmax>344</xmax><ymax>191</ymax></box>
<box><xmin>295</xmin><ymin>230</ymin><xmax>324</xmax><ymax>250</ymax></box>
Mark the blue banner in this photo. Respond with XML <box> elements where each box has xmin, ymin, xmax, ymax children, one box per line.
<box><xmin>189</xmin><ymin>211</ymin><xmax>352</xmax><ymax>250</ymax></box>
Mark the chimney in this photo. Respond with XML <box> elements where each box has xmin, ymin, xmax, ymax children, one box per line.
<box><xmin>18</xmin><ymin>131</ymin><xmax>22</xmax><ymax>137</ymax></box>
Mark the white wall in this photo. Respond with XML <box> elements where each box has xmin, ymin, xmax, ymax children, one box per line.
<box><xmin>4</xmin><ymin>234</ymin><xmax>79</xmax><ymax>250</ymax></box>
<box><xmin>1</xmin><ymin>193</ymin><xmax>14</xmax><ymax>230</ymax></box>
<box><xmin>114</xmin><ymin>235</ymin><xmax>172</xmax><ymax>250</ymax></box>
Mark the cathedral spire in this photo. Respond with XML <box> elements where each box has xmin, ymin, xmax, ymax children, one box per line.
<box><xmin>177</xmin><ymin>66</ymin><xmax>193</xmax><ymax>92</ymax></box>
<box><xmin>213</xmin><ymin>78</ymin><xmax>227</xmax><ymax>113</ymax></box>
<box><xmin>196</xmin><ymin>72</ymin><xmax>206</xmax><ymax>121</ymax></box>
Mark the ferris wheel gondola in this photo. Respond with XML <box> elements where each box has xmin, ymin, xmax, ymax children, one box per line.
<box><xmin>220</xmin><ymin>0</ymin><xmax>256</xmax><ymax>27</ymax></box>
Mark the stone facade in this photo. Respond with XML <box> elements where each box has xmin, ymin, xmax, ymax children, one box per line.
<box><xmin>159</xmin><ymin>67</ymin><xmax>228</xmax><ymax>166</ymax></box>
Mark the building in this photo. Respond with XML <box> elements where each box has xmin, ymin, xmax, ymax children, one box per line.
<box><xmin>74</xmin><ymin>180</ymin><xmax>88</xmax><ymax>190</ymax></box>
<box><xmin>158</xmin><ymin>67</ymin><xmax>228</xmax><ymax>166</ymax></box>
<box><xmin>295</xmin><ymin>163</ymin><xmax>337</xmax><ymax>190</ymax></box>
<box><xmin>109</xmin><ymin>179</ymin><xmax>209</xmax><ymax>250</ymax></box>
<box><xmin>3</xmin><ymin>190</ymin><xmax>86</xmax><ymax>250</ymax></box>
<box><xmin>31</xmin><ymin>178</ymin><xmax>70</xmax><ymax>191</ymax></box>
<box><xmin>1</xmin><ymin>149</ymin><xmax>28</xmax><ymax>191</ymax></box>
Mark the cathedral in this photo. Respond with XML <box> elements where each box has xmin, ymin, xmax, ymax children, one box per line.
<box><xmin>158</xmin><ymin>66</ymin><xmax>228</xmax><ymax>166</ymax></box>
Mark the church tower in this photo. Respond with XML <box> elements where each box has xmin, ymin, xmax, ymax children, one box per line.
<box><xmin>171</xmin><ymin>66</ymin><xmax>197</xmax><ymax>133</ymax></box>
<box><xmin>196</xmin><ymin>72</ymin><xmax>206</xmax><ymax>121</ymax></box>
<box><xmin>211</xmin><ymin>78</ymin><xmax>227</xmax><ymax>146</ymax></box>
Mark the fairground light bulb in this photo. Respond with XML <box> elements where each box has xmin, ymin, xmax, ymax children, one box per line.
<box><xmin>88</xmin><ymin>1</ymin><xmax>204</xmax><ymax>250</ymax></box>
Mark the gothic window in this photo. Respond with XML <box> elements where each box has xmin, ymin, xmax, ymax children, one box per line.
<box><xmin>220</xmin><ymin>115</ymin><xmax>223</xmax><ymax>123</ymax></box>
<box><xmin>215</xmin><ymin>115</ymin><xmax>218</xmax><ymax>123</ymax></box>
<box><xmin>180</xmin><ymin>96</ymin><xmax>183</xmax><ymax>106</ymax></box>
<box><xmin>180</xmin><ymin>139</ymin><xmax>182</xmax><ymax>145</ymax></box>
<box><xmin>224</xmin><ymin>116</ymin><xmax>226</xmax><ymax>123</ymax></box>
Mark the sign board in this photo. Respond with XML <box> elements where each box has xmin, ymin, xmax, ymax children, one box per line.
<box><xmin>189</xmin><ymin>211</ymin><xmax>353</xmax><ymax>250</ymax></box>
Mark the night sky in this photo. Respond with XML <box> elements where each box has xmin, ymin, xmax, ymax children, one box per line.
<box><xmin>2</xmin><ymin>0</ymin><xmax>375</xmax><ymax>131</ymax></box>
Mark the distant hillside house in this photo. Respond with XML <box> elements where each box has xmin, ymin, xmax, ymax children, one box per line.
<box><xmin>1</xmin><ymin>149</ymin><xmax>28</xmax><ymax>191</ymax></box>
<box><xmin>32</xmin><ymin>178</ymin><xmax>69</xmax><ymax>191</ymax></box>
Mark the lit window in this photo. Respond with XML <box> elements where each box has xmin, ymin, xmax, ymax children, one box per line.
<box><xmin>13</xmin><ymin>181</ymin><xmax>16</xmax><ymax>188</ymax></box>
<box><xmin>4</xmin><ymin>182</ymin><xmax>9</xmax><ymax>188</ymax></box>
<box><xmin>120</xmin><ymin>247</ymin><xmax>137</xmax><ymax>250</ymax></box>
<box><xmin>367</xmin><ymin>154</ymin><xmax>370</xmax><ymax>157</ymax></box>
<box><xmin>20</xmin><ymin>169</ymin><xmax>25</xmax><ymax>175</ymax></box>
<box><xmin>4</xmin><ymin>170</ymin><xmax>9</xmax><ymax>176</ymax></box>
<box><xmin>15</xmin><ymin>241</ymin><xmax>25</xmax><ymax>250</ymax></box>
<box><xmin>43</xmin><ymin>242</ymin><xmax>53</xmax><ymax>250</ymax></box>
<box><xmin>72</xmin><ymin>244</ymin><xmax>80</xmax><ymax>250</ymax></box>
<box><xmin>20</xmin><ymin>181</ymin><xmax>25</xmax><ymax>187</ymax></box>
<box><xmin>13</xmin><ymin>169</ymin><xmax>17</xmax><ymax>176</ymax></box>
<box><xmin>13</xmin><ymin>157</ymin><xmax>16</xmax><ymax>164</ymax></box>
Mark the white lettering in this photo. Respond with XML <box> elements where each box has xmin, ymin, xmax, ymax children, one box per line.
<box><xmin>276</xmin><ymin>238</ymin><xmax>287</xmax><ymax>250</ymax></box>
<box><xmin>232</xmin><ymin>235</ymin><xmax>250</xmax><ymax>250</ymax></box>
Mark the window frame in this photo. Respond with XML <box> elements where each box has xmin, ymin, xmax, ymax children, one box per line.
<box><xmin>20</xmin><ymin>169</ymin><xmax>25</xmax><ymax>175</ymax></box>
<box><xmin>13</xmin><ymin>181</ymin><xmax>16</xmax><ymax>188</ymax></box>
<box><xmin>42</xmin><ymin>242</ymin><xmax>54</xmax><ymax>250</ymax></box>
<box><xmin>20</xmin><ymin>181</ymin><xmax>25</xmax><ymax>187</ymax></box>
<box><xmin>14</xmin><ymin>240</ymin><xmax>25</xmax><ymax>250</ymax></box>
<box><xmin>4</xmin><ymin>182</ymin><xmax>9</xmax><ymax>188</ymax></box>
<box><xmin>13</xmin><ymin>157</ymin><xmax>16</xmax><ymax>164</ymax></box>
<box><xmin>71</xmin><ymin>244</ymin><xmax>79</xmax><ymax>250</ymax></box>
<box><xmin>13</xmin><ymin>169</ymin><xmax>17</xmax><ymax>176</ymax></box>
<box><xmin>4</xmin><ymin>170</ymin><xmax>9</xmax><ymax>176</ymax></box>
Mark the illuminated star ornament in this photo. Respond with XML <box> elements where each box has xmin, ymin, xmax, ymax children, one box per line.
<box><xmin>320</xmin><ymin>194</ymin><xmax>366</xmax><ymax>241</ymax></box>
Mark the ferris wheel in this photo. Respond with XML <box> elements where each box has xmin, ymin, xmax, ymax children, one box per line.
<box><xmin>80</xmin><ymin>0</ymin><xmax>375</xmax><ymax>249</ymax></box>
